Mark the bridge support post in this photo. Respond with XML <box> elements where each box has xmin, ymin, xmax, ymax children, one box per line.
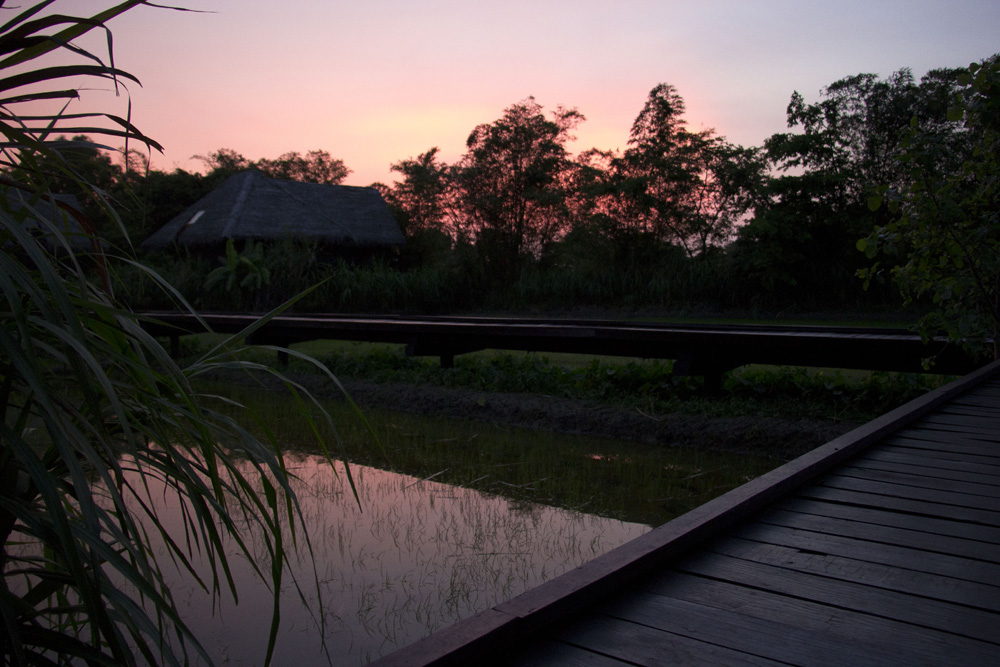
<box><xmin>674</xmin><ymin>349</ymin><xmax>731</xmax><ymax>397</ymax></box>
<box><xmin>702</xmin><ymin>368</ymin><xmax>724</xmax><ymax>397</ymax></box>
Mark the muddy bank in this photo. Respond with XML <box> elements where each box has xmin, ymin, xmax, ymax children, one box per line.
<box><xmin>231</xmin><ymin>370</ymin><xmax>859</xmax><ymax>461</ymax></box>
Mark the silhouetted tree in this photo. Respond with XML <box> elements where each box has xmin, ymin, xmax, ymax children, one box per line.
<box><xmin>568</xmin><ymin>85</ymin><xmax>760</xmax><ymax>266</ymax></box>
<box><xmin>256</xmin><ymin>149</ymin><xmax>351</xmax><ymax>184</ymax></box>
<box><xmin>614</xmin><ymin>84</ymin><xmax>717</xmax><ymax>256</ymax></box>
<box><xmin>733</xmin><ymin>67</ymin><xmax>965</xmax><ymax>307</ymax></box>
<box><xmin>196</xmin><ymin>148</ymin><xmax>350</xmax><ymax>185</ymax></box>
<box><xmin>453</xmin><ymin>97</ymin><xmax>583</xmax><ymax>281</ymax></box>
<box><xmin>385</xmin><ymin>147</ymin><xmax>452</xmax><ymax>236</ymax></box>
<box><xmin>195</xmin><ymin>147</ymin><xmax>253</xmax><ymax>182</ymax></box>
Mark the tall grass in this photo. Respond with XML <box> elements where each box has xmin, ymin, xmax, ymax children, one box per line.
<box><xmin>127</xmin><ymin>245</ymin><xmax>741</xmax><ymax>315</ymax></box>
<box><xmin>130</xmin><ymin>232</ymin><xmax>900</xmax><ymax>316</ymax></box>
<box><xmin>0</xmin><ymin>4</ymin><xmax>365</xmax><ymax>665</ymax></box>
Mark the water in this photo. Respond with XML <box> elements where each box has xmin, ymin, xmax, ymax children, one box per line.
<box><xmin>137</xmin><ymin>452</ymin><xmax>650</xmax><ymax>665</ymax></box>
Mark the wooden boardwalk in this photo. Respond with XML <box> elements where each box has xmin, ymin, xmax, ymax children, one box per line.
<box><xmin>140</xmin><ymin>312</ymin><xmax>983</xmax><ymax>383</ymax></box>
<box><xmin>372</xmin><ymin>361</ymin><xmax>1000</xmax><ymax>666</ymax></box>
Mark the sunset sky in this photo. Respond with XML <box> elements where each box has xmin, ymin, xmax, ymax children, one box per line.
<box><xmin>79</xmin><ymin>0</ymin><xmax>1000</xmax><ymax>186</ymax></box>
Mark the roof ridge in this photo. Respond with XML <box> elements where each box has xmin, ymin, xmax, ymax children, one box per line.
<box><xmin>220</xmin><ymin>171</ymin><xmax>256</xmax><ymax>238</ymax></box>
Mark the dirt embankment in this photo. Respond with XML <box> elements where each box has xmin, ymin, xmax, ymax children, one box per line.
<box><xmin>267</xmin><ymin>372</ymin><xmax>860</xmax><ymax>462</ymax></box>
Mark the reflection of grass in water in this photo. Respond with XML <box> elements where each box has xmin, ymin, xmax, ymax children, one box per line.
<box><xmin>74</xmin><ymin>452</ymin><xmax>646</xmax><ymax>665</ymax></box>
<box><xmin>199</xmin><ymin>380</ymin><xmax>778</xmax><ymax>527</ymax></box>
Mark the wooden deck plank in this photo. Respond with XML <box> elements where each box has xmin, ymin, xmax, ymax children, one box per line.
<box><xmin>505</xmin><ymin>640</ymin><xmax>632</xmax><ymax>666</ymax></box>
<box><xmin>727</xmin><ymin>521</ymin><xmax>1000</xmax><ymax>583</ymax></box>
<box><xmin>817</xmin><ymin>473</ymin><xmax>1000</xmax><ymax>512</ymax></box>
<box><xmin>899</xmin><ymin>424</ymin><xmax>1000</xmax><ymax>444</ymax></box>
<box><xmin>636</xmin><ymin>571</ymin><xmax>1000</xmax><ymax>665</ymax></box>
<box><xmin>887</xmin><ymin>435</ymin><xmax>1000</xmax><ymax>458</ymax></box>
<box><xmin>902</xmin><ymin>415</ymin><xmax>1000</xmax><ymax>435</ymax></box>
<box><xmin>845</xmin><ymin>456</ymin><xmax>1000</xmax><ymax>487</ymax></box>
<box><xmin>543</xmin><ymin>614</ymin><xmax>789</xmax><ymax>667</ymax></box>
<box><xmin>890</xmin><ymin>430</ymin><xmax>1000</xmax><ymax>453</ymax></box>
<box><xmin>754</xmin><ymin>508</ymin><xmax>1000</xmax><ymax>563</ymax></box>
<box><xmin>877</xmin><ymin>442</ymin><xmax>1000</xmax><ymax>467</ymax></box>
<box><xmin>926</xmin><ymin>401</ymin><xmax>1000</xmax><ymax>414</ymax></box>
<box><xmin>938</xmin><ymin>403</ymin><xmax>1000</xmax><ymax>415</ymax></box>
<box><xmin>746</xmin><ymin>509</ymin><xmax>1000</xmax><ymax>564</ymax></box>
<box><xmin>936</xmin><ymin>408</ymin><xmax>1000</xmax><ymax>422</ymax></box>
<box><xmin>798</xmin><ymin>484</ymin><xmax>1000</xmax><ymax>525</ymax></box>
<box><xmin>845</xmin><ymin>457</ymin><xmax>1000</xmax><ymax>495</ymax></box>
<box><xmin>776</xmin><ymin>496</ymin><xmax>1000</xmax><ymax>544</ymax></box>
<box><xmin>947</xmin><ymin>394</ymin><xmax>1000</xmax><ymax>407</ymax></box>
<box><xmin>672</xmin><ymin>552</ymin><xmax>1000</xmax><ymax>642</ymax></box>
<box><xmin>922</xmin><ymin>413</ymin><xmax>1000</xmax><ymax>430</ymax></box>
<box><xmin>834</xmin><ymin>464</ymin><xmax>1000</xmax><ymax>498</ymax></box>
<box><xmin>705</xmin><ymin>535</ymin><xmax>1000</xmax><ymax>611</ymax></box>
<box><xmin>907</xmin><ymin>420</ymin><xmax>1000</xmax><ymax>439</ymax></box>
<box><xmin>597</xmin><ymin>591</ymin><xmax>911</xmax><ymax>667</ymax></box>
<box><xmin>860</xmin><ymin>447</ymin><xmax>1000</xmax><ymax>476</ymax></box>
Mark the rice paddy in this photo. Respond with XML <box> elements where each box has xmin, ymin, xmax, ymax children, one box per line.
<box><xmin>95</xmin><ymin>381</ymin><xmax>782</xmax><ymax>665</ymax></box>
<box><xmin>112</xmin><ymin>452</ymin><xmax>650</xmax><ymax>665</ymax></box>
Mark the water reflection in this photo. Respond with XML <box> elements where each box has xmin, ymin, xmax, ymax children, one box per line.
<box><xmin>141</xmin><ymin>452</ymin><xmax>650</xmax><ymax>665</ymax></box>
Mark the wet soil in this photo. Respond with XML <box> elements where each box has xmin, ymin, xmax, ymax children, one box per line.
<box><xmin>239</xmin><ymin>371</ymin><xmax>860</xmax><ymax>462</ymax></box>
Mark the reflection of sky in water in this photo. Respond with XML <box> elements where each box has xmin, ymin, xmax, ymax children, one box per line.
<box><xmin>129</xmin><ymin>453</ymin><xmax>650</xmax><ymax>665</ymax></box>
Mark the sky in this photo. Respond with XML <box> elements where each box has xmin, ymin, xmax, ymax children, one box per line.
<box><xmin>52</xmin><ymin>0</ymin><xmax>1000</xmax><ymax>187</ymax></box>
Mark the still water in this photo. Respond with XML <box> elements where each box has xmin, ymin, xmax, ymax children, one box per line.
<box><xmin>141</xmin><ymin>452</ymin><xmax>650</xmax><ymax>665</ymax></box>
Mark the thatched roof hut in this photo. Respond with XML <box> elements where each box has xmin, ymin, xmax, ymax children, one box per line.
<box><xmin>142</xmin><ymin>171</ymin><xmax>404</xmax><ymax>251</ymax></box>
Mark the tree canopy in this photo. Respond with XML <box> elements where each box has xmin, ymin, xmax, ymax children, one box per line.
<box><xmin>732</xmin><ymin>66</ymin><xmax>971</xmax><ymax>306</ymax></box>
<box><xmin>861</xmin><ymin>56</ymin><xmax>1000</xmax><ymax>360</ymax></box>
<box><xmin>453</xmin><ymin>97</ymin><xmax>584</xmax><ymax>281</ymax></box>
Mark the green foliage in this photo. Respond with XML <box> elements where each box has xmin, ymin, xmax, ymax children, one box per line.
<box><xmin>127</xmin><ymin>240</ymin><xmax>744</xmax><ymax>315</ymax></box>
<box><xmin>0</xmin><ymin>4</ymin><xmax>362</xmax><ymax>664</ymax></box>
<box><xmin>28</xmin><ymin>58</ymin><xmax>997</xmax><ymax>317</ymax></box>
<box><xmin>724</xmin><ymin>367</ymin><xmax>947</xmax><ymax>417</ymax></box>
<box><xmin>292</xmin><ymin>346</ymin><xmax>939</xmax><ymax>422</ymax></box>
<box><xmin>734</xmin><ymin>67</ymin><xmax>964</xmax><ymax>308</ymax></box>
<box><xmin>861</xmin><ymin>55</ymin><xmax>1000</xmax><ymax>360</ymax></box>
<box><xmin>204</xmin><ymin>238</ymin><xmax>272</xmax><ymax>295</ymax></box>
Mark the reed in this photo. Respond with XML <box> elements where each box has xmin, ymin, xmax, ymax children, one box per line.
<box><xmin>0</xmin><ymin>5</ymin><xmax>362</xmax><ymax>664</ymax></box>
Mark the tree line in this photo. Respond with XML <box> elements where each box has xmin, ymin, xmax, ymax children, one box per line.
<box><xmin>25</xmin><ymin>55</ymin><xmax>999</xmax><ymax>322</ymax></box>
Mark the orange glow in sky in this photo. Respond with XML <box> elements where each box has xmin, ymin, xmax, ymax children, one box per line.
<box><xmin>47</xmin><ymin>0</ymin><xmax>1000</xmax><ymax>187</ymax></box>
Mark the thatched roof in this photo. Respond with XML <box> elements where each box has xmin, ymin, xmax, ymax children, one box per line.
<box><xmin>142</xmin><ymin>171</ymin><xmax>404</xmax><ymax>249</ymax></box>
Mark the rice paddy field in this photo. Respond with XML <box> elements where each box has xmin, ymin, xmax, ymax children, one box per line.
<box><xmin>138</xmin><ymin>334</ymin><xmax>954</xmax><ymax>664</ymax></box>
<box><xmin>130</xmin><ymin>378</ymin><xmax>783</xmax><ymax>665</ymax></box>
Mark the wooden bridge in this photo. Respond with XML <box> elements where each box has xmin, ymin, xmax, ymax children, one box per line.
<box><xmin>370</xmin><ymin>360</ymin><xmax>1000</xmax><ymax>666</ymax></box>
<box><xmin>139</xmin><ymin>312</ymin><xmax>982</xmax><ymax>390</ymax></box>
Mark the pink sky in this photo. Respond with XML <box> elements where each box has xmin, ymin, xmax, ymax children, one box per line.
<box><xmin>62</xmin><ymin>0</ymin><xmax>1000</xmax><ymax>187</ymax></box>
